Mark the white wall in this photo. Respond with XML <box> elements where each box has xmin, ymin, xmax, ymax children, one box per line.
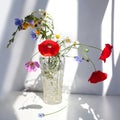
<box><xmin>0</xmin><ymin>0</ymin><xmax>119</xmax><ymax>98</ymax></box>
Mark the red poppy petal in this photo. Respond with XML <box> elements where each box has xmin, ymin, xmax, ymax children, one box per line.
<box><xmin>99</xmin><ymin>44</ymin><xmax>113</xmax><ymax>62</ymax></box>
<box><xmin>88</xmin><ymin>70</ymin><xmax>107</xmax><ymax>83</ymax></box>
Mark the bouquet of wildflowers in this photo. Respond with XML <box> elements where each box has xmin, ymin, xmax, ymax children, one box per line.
<box><xmin>7</xmin><ymin>9</ymin><xmax>113</xmax><ymax>84</ymax></box>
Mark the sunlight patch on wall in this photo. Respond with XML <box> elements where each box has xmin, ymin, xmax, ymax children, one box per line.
<box><xmin>46</xmin><ymin>0</ymin><xmax>78</xmax><ymax>40</ymax></box>
<box><xmin>101</xmin><ymin>0</ymin><xmax>112</xmax><ymax>95</ymax></box>
<box><xmin>63</xmin><ymin>50</ymin><xmax>79</xmax><ymax>93</ymax></box>
<box><xmin>113</xmin><ymin>0</ymin><xmax>120</xmax><ymax>66</ymax></box>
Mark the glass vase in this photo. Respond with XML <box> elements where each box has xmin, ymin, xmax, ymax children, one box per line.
<box><xmin>40</xmin><ymin>56</ymin><xmax>65</xmax><ymax>104</ymax></box>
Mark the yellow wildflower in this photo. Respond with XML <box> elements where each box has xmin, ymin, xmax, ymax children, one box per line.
<box><xmin>36</xmin><ymin>29</ymin><xmax>40</xmax><ymax>35</ymax></box>
<box><xmin>73</xmin><ymin>41</ymin><xmax>77</xmax><ymax>46</ymax></box>
<box><xmin>55</xmin><ymin>34</ymin><xmax>60</xmax><ymax>39</ymax></box>
<box><xmin>22</xmin><ymin>22</ymin><xmax>29</xmax><ymax>30</ymax></box>
<box><xmin>65</xmin><ymin>38</ymin><xmax>71</xmax><ymax>43</ymax></box>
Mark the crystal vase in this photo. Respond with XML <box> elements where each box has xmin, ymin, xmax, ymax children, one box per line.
<box><xmin>40</xmin><ymin>56</ymin><xmax>65</xmax><ymax>104</ymax></box>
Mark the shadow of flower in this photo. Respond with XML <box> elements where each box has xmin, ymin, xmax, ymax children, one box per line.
<box><xmin>19</xmin><ymin>104</ymin><xmax>42</xmax><ymax>110</ymax></box>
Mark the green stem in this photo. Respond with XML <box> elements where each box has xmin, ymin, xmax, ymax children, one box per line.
<box><xmin>44</xmin><ymin>106</ymin><xmax>67</xmax><ymax>116</ymax></box>
<box><xmin>7</xmin><ymin>27</ymin><xmax>19</xmax><ymax>48</ymax></box>
<box><xmin>77</xmin><ymin>43</ymin><xmax>102</xmax><ymax>51</ymax></box>
<box><xmin>89</xmin><ymin>59</ymin><xmax>96</xmax><ymax>71</ymax></box>
<box><xmin>84</xmin><ymin>54</ymin><xmax>96</xmax><ymax>71</ymax></box>
<box><xmin>31</xmin><ymin>10</ymin><xmax>43</xmax><ymax>16</ymax></box>
<box><xmin>61</xmin><ymin>44</ymin><xmax>74</xmax><ymax>55</ymax></box>
<box><xmin>76</xmin><ymin>45</ymin><xmax>96</xmax><ymax>71</ymax></box>
<box><xmin>30</xmin><ymin>52</ymin><xmax>39</xmax><ymax>61</ymax></box>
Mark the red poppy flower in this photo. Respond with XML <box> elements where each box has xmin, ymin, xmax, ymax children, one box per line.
<box><xmin>38</xmin><ymin>40</ymin><xmax>60</xmax><ymax>57</ymax></box>
<box><xmin>88</xmin><ymin>70</ymin><xmax>107</xmax><ymax>83</ymax></box>
<box><xmin>99</xmin><ymin>44</ymin><xmax>113</xmax><ymax>62</ymax></box>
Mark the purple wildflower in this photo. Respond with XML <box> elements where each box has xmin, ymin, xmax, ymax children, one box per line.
<box><xmin>31</xmin><ymin>31</ymin><xmax>38</xmax><ymax>40</ymax></box>
<box><xmin>28</xmin><ymin>20</ymin><xmax>34</xmax><ymax>26</ymax></box>
<box><xmin>74</xmin><ymin>56</ymin><xmax>82</xmax><ymax>63</ymax></box>
<box><xmin>25</xmin><ymin>61</ymin><xmax>40</xmax><ymax>72</ymax></box>
<box><xmin>38</xmin><ymin>113</ymin><xmax>45</xmax><ymax>118</ymax></box>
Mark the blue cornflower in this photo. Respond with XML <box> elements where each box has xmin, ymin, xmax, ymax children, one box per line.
<box><xmin>31</xmin><ymin>31</ymin><xmax>38</xmax><ymax>40</ymax></box>
<box><xmin>38</xmin><ymin>113</ymin><xmax>45</xmax><ymax>118</ymax></box>
<box><xmin>14</xmin><ymin>18</ymin><xmax>22</xmax><ymax>29</ymax></box>
<box><xmin>74</xmin><ymin>56</ymin><xmax>82</xmax><ymax>63</ymax></box>
<box><xmin>14</xmin><ymin>18</ymin><xmax>22</xmax><ymax>25</ymax></box>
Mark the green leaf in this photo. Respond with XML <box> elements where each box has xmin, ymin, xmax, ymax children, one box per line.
<box><xmin>12</xmin><ymin>32</ymin><xmax>16</xmax><ymax>36</ymax></box>
<box><xmin>25</xmin><ymin>14</ymin><xmax>34</xmax><ymax>21</ymax></box>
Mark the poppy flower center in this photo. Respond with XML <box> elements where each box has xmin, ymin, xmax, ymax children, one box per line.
<box><xmin>47</xmin><ymin>44</ymin><xmax>52</xmax><ymax>48</ymax></box>
<box><xmin>30</xmin><ymin>62</ymin><xmax>34</xmax><ymax>67</ymax></box>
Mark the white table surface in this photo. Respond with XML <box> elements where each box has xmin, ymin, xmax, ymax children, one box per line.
<box><xmin>0</xmin><ymin>91</ymin><xmax>120</xmax><ymax>120</ymax></box>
